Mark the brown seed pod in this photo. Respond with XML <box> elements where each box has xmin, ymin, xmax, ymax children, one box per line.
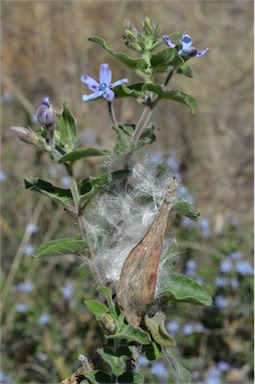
<box><xmin>116</xmin><ymin>177</ymin><xmax>177</xmax><ymax>326</ymax></box>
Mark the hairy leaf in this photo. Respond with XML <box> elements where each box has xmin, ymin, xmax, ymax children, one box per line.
<box><xmin>33</xmin><ymin>238</ymin><xmax>89</xmax><ymax>258</ymax></box>
<box><xmin>58</xmin><ymin>148</ymin><xmax>110</xmax><ymax>164</ymax></box>
<box><xmin>158</xmin><ymin>274</ymin><xmax>213</xmax><ymax>306</ymax></box>
<box><xmin>24</xmin><ymin>178</ymin><xmax>72</xmax><ymax>205</ymax></box>
<box><xmin>59</xmin><ymin>100</ymin><xmax>77</xmax><ymax>151</ymax></box>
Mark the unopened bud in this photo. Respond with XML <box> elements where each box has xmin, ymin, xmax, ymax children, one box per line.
<box><xmin>37</xmin><ymin>96</ymin><xmax>54</xmax><ymax>128</ymax></box>
<box><xmin>142</xmin><ymin>17</ymin><xmax>154</xmax><ymax>35</ymax></box>
<box><xmin>10</xmin><ymin>126</ymin><xmax>50</xmax><ymax>151</ymax></box>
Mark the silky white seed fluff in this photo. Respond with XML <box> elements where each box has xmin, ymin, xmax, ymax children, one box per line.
<box><xmin>83</xmin><ymin>155</ymin><xmax>177</xmax><ymax>284</ymax></box>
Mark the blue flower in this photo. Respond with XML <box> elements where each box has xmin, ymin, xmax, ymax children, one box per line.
<box><xmin>38</xmin><ymin>313</ymin><xmax>51</xmax><ymax>325</ymax></box>
<box><xmin>163</xmin><ymin>34</ymin><xmax>209</xmax><ymax>58</ymax></box>
<box><xmin>235</xmin><ymin>260</ymin><xmax>254</xmax><ymax>276</ymax></box>
<box><xmin>81</xmin><ymin>63</ymin><xmax>128</xmax><ymax>102</ymax></box>
<box><xmin>219</xmin><ymin>259</ymin><xmax>233</xmax><ymax>273</ymax></box>
<box><xmin>214</xmin><ymin>295</ymin><xmax>229</xmax><ymax>309</ymax></box>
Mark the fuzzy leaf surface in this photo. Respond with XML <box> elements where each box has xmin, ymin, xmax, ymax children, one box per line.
<box><xmin>108</xmin><ymin>324</ymin><xmax>151</xmax><ymax>345</ymax></box>
<box><xmin>176</xmin><ymin>198</ymin><xmax>200</xmax><ymax>221</ymax></box>
<box><xmin>58</xmin><ymin>148</ymin><xmax>110</xmax><ymax>164</ymax></box>
<box><xmin>84</xmin><ymin>300</ymin><xmax>109</xmax><ymax>319</ymax></box>
<box><xmin>24</xmin><ymin>178</ymin><xmax>72</xmax><ymax>205</ymax></box>
<box><xmin>176</xmin><ymin>64</ymin><xmax>195</xmax><ymax>78</ymax></box>
<box><xmin>84</xmin><ymin>370</ymin><xmax>111</xmax><ymax>384</ymax></box>
<box><xmin>143</xmin><ymin>83</ymin><xmax>197</xmax><ymax>113</ymax></box>
<box><xmin>33</xmin><ymin>238</ymin><xmax>89</xmax><ymax>258</ymax></box>
<box><xmin>79</xmin><ymin>170</ymin><xmax>130</xmax><ymax>206</ymax></box>
<box><xmin>59</xmin><ymin>100</ymin><xmax>77</xmax><ymax>151</ymax></box>
<box><xmin>88</xmin><ymin>36</ymin><xmax>148</xmax><ymax>75</ymax></box>
<box><xmin>158</xmin><ymin>274</ymin><xmax>213</xmax><ymax>306</ymax></box>
<box><xmin>98</xmin><ymin>348</ymin><xmax>126</xmax><ymax>376</ymax></box>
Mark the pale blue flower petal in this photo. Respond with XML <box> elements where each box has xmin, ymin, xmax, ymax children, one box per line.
<box><xmin>110</xmin><ymin>78</ymin><xmax>129</xmax><ymax>88</ymax></box>
<box><xmin>103</xmin><ymin>88</ymin><xmax>115</xmax><ymax>102</ymax></box>
<box><xmin>99</xmin><ymin>63</ymin><xmax>112</xmax><ymax>85</ymax></box>
<box><xmin>80</xmin><ymin>75</ymin><xmax>99</xmax><ymax>92</ymax></box>
<box><xmin>180</xmin><ymin>34</ymin><xmax>193</xmax><ymax>50</ymax></box>
<box><xmin>195</xmin><ymin>48</ymin><xmax>210</xmax><ymax>57</ymax></box>
<box><xmin>82</xmin><ymin>91</ymin><xmax>104</xmax><ymax>101</ymax></box>
<box><xmin>162</xmin><ymin>35</ymin><xmax>175</xmax><ymax>48</ymax></box>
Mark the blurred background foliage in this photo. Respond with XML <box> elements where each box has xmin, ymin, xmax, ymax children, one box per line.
<box><xmin>0</xmin><ymin>1</ymin><xmax>253</xmax><ymax>383</ymax></box>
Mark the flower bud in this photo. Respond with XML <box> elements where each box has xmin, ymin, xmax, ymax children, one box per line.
<box><xmin>37</xmin><ymin>96</ymin><xmax>54</xmax><ymax>128</ymax></box>
<box><xmin>10</xmin><ymin>126</ymin><xmax>50</xmax><ymax>151</ymax></box>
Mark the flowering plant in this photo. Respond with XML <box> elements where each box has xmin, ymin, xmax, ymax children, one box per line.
<box><xmin>11</xmin><ymin>17</ymin><xmax>211</xmax><ymax>384</ymax></box>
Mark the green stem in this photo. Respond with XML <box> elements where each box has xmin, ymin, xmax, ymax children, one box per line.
<box><xmin>107</xmin><ymin>101</ymin><xmax>118</xmax><ymax>127</ymax></box>
<box><xmin>131</xmin><ymin>105</ymin><xmax>152</xmax><ymax>141</ymax></box>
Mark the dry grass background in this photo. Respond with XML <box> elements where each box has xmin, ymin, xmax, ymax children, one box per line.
<box><xmin>0</xmin><ymin>0</ymin><xmax>254</xmax><ymax>382</ymax></box>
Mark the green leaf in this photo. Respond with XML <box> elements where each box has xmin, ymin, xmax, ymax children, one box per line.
<box><xmin>143</xmin><ymin>83</ymin><xmax>197</xmax><ymax>113</ymax></box>
<box><xmin>176</xmin><ymin>64</ymin><xmax>195</xmax><ymax>78</ymax></box>
<box><xmin>118</xmin><ymin>372</ymin><xmax>145</xmax><ymax>383</ymax></box>
<box><xmin>58</xmin><ymin>148</ymin><xmax>110</xmax><ymax>164</ymax></box>
<box><xmin>79</xmin><ymin>170</ymin><xmax>130</xmax><ymax>206</ymax></box>
<box><xmin>158</xmin><ymin>274</ymin><xmax>213</xmax><ymax>306</ymax></box>
<box><xmin>145</xmin><ymin>312</ymin><xmax>175</xmax><ymax>347</ymax></box>
<box><xmin>99</xmin><ymin>287</ymin><xmax>118</xmax><ymax>318</ymax></box>
<box><xmin>24</xmin><ymin>178</ymin><xmax>72</xmax><ymax>205</ymax></box>
<box><xmin>175</xmin><ymin>198</ymin><xmax>200</xmax><ymax>221</ymax></box>
<box><xmin>114</xmin><ymin>83</ymin><xmax>145</xmax><ymax>99</ymax></box>
<box><xmin>113</xmin><ymin>123</ymin><xmax>155</xmax><ymax>155</ymax></box>
<box><xmin>88</xmin><ymin>36</ymin><xmax>148</xmax><ymax>75</ymax></box>
<box><xmin>144</xmin><ymin>341</ymin><xmax>162</xmax><ymax>361</ymax></box>
<box><xmin>84</xmin><ymin>300</ymin><xmax>109</xmax><ymax>319</ymax></box>
<box><xmin>85</xmin><ymin>370</ymin><xmax>111</xmax><ymax>384</ymax></box>
<box><xmin>108</xmin><ymin>324</ymin><xmax>151</xmax><ymax>345</ymax></box>
<box><xmin>163</xmin><ymin>347</ymin><xmax>191</xmax><ymax>384</ymax></box>
<box><xmin>59</xmin><ymin>100</ymin><xmax>77</xmax><ymax>151</ymax></box>
<box><xmin>33</xmin><ymin>238</ymin><xmax>89</xmax><ymax>258</ymax></box>
<box><xmin>98</xmin><ymin>348</ymin><xmax>126</xmax><ymax>376</ymax></box>
<box><xmin>150</xmin><ymin>48</ymin><xmax>184</xmax><ymax>73</ymax></box>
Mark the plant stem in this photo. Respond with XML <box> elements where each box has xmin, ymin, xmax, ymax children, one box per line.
<box><xmin>163</xmin><ymin>68</ymin><xmax>175</xmax><ymax>88</ymax></box>
<box><xmin>131</xmin><ymin>105</ymin><xmax>152</xmax><ymax>141</ymax></box>
<box><xmin>107</xmin><ymin>101</ymin><xmax>118</xmax><ymax>127</ymax></box>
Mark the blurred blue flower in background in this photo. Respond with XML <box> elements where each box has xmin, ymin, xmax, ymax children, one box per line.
<box><xmin>150</xmin><ymin>361</ymin><xmax>169</xmax><ymax>379</ymax></box>
<box><xmin>138</xmin><ymin>355</ymin><xmax>149</xmax><ymax>367</ymax></box>
<box><xmin>185</xmin><ymin>259</ymin><xmax>197</xmax><ymax>277</ymax></box>
<box><xmin>214</xmin><ymin>295</ymin><xmax>229</xmax><ymax>309</ymax></box>
<box><xmin>217</xmin><ymin>361</ymin><xmax>230</xmax><ymax>372</ymax></box>
<box><xmin>199</xmin><ymin>217</ymin><xmax>211</xmax><ymax>237</ymax></box>
<box><xmin>235</xmin><ymin>260</ymin><xmax>254</xmax><ymax>276</ymax></box>
<box><xmin>61</xmin><ymin>176</ymin><xmax>70</xmax><ymax>188</ymax></box>
<box><xmin>219</xmin><ymin>259</ymin><xmax>233</xmax><ymax>273</ymax></box>
<box><xmin>23</xmin><ymin>244</ymin><xmax>35</xmax><ymax>256</ymax></box>
<box><xmin>0</xmin><ymin>170</ymin><xmax>7</xmax><ymax>182</ymax></box>
<box><xmin>81</xmin><ymin>63</ymin><xmax>128</xmax><ymax>102</ymax></box>
<box><xmin>26</xmin><ymin>222</ymin><xmax>39</xmax><ymax>234</ymax></box>
<box><xmin>15</xmin><ymin>303</ymin><xmax>27</xmax><ymax>313</ymax></box>
<box><xmin>0</xmin><ymin>369</ymin><xmax>12</xmax><ymax>383</ymax></box>
<box><xmin>167</xmin><ymin>320</ymin><xmax>180</xmax><ymax>335</ymax></box>
<box><xmin>15</xmin><ymin>282</ymin><xmax>34</xmax><ymax>292</ymax></box>
<box><xmin>202</xmin><ymin>367</ymin><xmax>221</xmax><ymax>384</ymax></box>
<box><xmin>38</xmin><ymin>313</ymin><xmax>51</xmax><ymax>325</ymax></box>
<box><xmin>61</xmin><ymin>281</ymin><xmax>74</xmax><ymax>299</ymax></box>
<box><xmin>229</xmin><ymin>251</ymin><xmax>242</xmax><ymax>260</ymax></box>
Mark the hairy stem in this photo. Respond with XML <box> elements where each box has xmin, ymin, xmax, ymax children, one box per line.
<box><xmin>107</xmin><ymin>101</ymin><xmax>118</xmax><ymax>127</ymax></box>
<box><xmin>131</xmin><ymin>105</ymin><xmax>152</xmax><ymax>141</ymax></box>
